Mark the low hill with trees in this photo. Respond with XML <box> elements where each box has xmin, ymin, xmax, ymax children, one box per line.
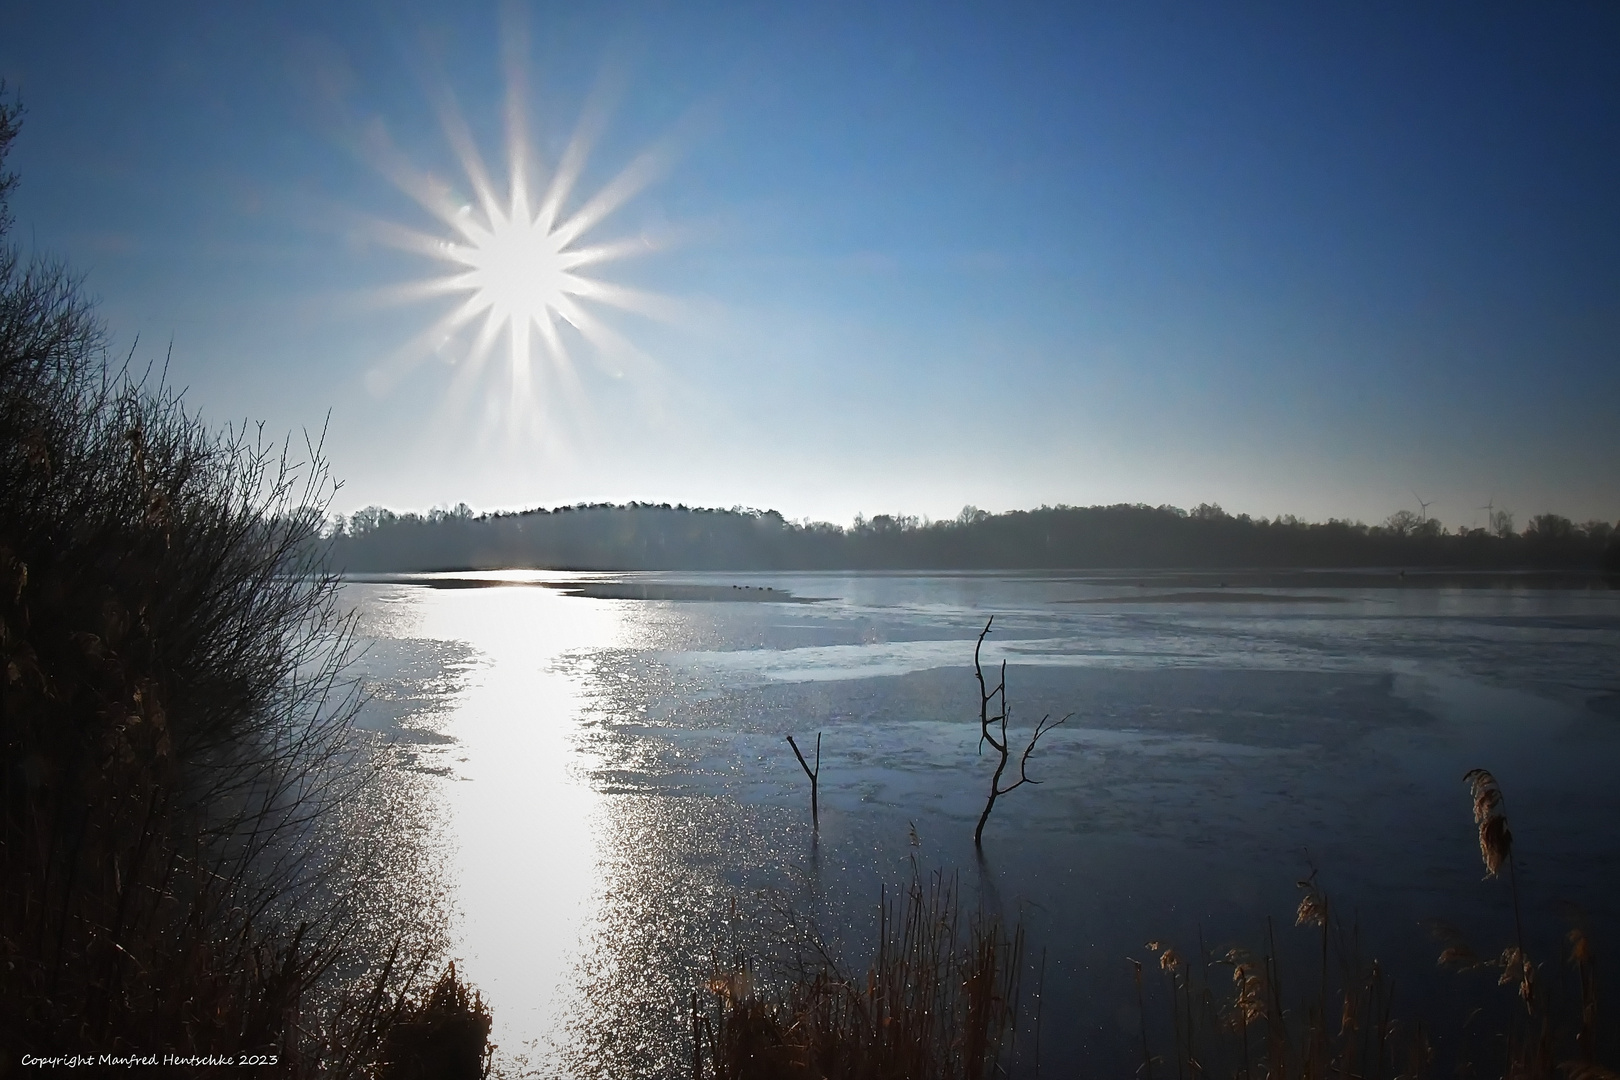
<box><xmin>329</xmin><ymin>500</ymin><xmax>1620</xmax><ymax>574</ymax></box>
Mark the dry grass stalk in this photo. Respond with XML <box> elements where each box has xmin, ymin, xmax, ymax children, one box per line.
<box><xmin>1499</xmin><ymin>947</ymin><xmax>1537</xmax><ymax>1011</ymax></box>
<box><xmin>376</xmin><ymin>963</ymin><xmax>493</xmax><ymax>1080</ymax></box>
<box><xmin>1151</xmin><ymin>941</ymin><xmax>1185</xmax><ymax>975</ymax></box>
<box><xmin>1140</xmin><ymin>897</ymin><xmax>1409</xmax><ymax>1080</ymax></box>
<box><xmin>1222</xmin><ymin>948</ymin><xmax>1269</xmax><ymax>1031</ymax></box>
<box><xmin>1134</xmin><ymin>764</ymin><xmax>1615</xmax><ymax>1079</ymax></box>
<box><xmin>1294</xmin><ymin>878</ymin><xmax>1327</xmax><ymax>931</ymax></box>
<box><xmin>1568</xmin><ymin>925</ymin><xmax>1599</xmax><ymax>1065</ymax></box>
<box><xmin>1148</xmin><ymin>941</ymin><xmax>1193</xmax><ymax>1080</ymax></box>
<box><xmin>695</xmin><ymin>866</ymin><xmax>1024</xmax><ymax>1080</ymax></box>
<box><xmin>1464</xmin><ymin>767</ymin><xmax>1537</xmax><ymax>1021</ymax></box>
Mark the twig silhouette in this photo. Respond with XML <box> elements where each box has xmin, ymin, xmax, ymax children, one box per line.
<box><xmin>787</xmin><ymin>733</ymin><xmax>821</xmax><ymax>832</ymax></box>
<box><xmin>972</xmin><ymin>617</ymin><xmax>1068</xmax><ymax>846</ymax></box>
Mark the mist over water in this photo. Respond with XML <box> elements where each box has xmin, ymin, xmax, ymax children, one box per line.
<box><xmin>346</xmin><ymin>572</ymin><xmax>1620</xmax><ymax>1077</ymax></box>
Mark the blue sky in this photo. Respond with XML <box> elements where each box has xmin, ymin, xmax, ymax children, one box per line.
<box><xmin>3</xmin><ymin>1</ymin><xmax>1617</xmax><ymax>527</ymax></box>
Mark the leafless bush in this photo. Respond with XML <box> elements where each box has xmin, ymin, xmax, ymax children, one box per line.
<box><xmin>0</xmin><ymin>90</ymin><xmax>457</xmax><ymax>1071</ymax></box>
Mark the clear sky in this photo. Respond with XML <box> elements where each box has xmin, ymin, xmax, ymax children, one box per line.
<box><xmin>3</xmin><ymin>1</ymin><xmax>1617</xmax><ymax>528</ymax></box>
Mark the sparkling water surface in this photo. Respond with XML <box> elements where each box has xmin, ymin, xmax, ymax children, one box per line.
<box><xmin>344</xmin><ymin>571</ymin><xmax>1620</xmax><ymax>1077</ymax></box>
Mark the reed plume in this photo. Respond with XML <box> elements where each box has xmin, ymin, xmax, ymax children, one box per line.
<box><xmin>1498</xmin><ymin>946</ymin><xmax>1537</xmax><ymax>1011</ymax></box>
<box><xmin>1294</xmin><ymin>877</ymin><xmax>1326</xmax><ymax>930</ymax></box>
<box><xmin>1223</xmin><ymin>948</ymin><xmax>1268</xmax><ymax>1030</ymax></box>
<box><xmin>1149</xmin><ymin>940</ymin><xmax>1184</xmax><ymax>974</ymax></box>
<box><xmin>1464</xmin><ymin>767</ymin><xmax>1535</xmax><ymax>1015</ymax></box>
<box><xmin>1569</xmin><ymin>924</ymin><xmax>1599</xmax><ymax>1064</ymax></box>
<box><xmin>1464</xmin><ymin>768</ymin><xmax>1513</xmax><ymax>878</ymax></box>
<box><xmin>1124</xmin><ymin>766</ymin><xmax>1617</xmax><ymax>1080</ymax></box>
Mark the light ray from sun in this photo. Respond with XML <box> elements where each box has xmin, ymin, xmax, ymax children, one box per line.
<box><xmin>359</xmin><ymin>19</ymin><xmax>675</xmax><ymax>427</ymax></box>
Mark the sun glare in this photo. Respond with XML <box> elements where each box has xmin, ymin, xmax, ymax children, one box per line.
<box><xmin>359</xmin><ymin>29</ymin><xmax>671</xmax><ymax>433</ymax></box>
<box><xmin>457</xmin><ymin>210</ymin><xmax>568</xmax><ymax>330</ymax></box>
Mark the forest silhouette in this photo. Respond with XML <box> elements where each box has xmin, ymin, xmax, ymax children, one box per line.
<box><xmin>329</xmin><ymin>501</ymin><xmax>1620</xmax><ymax>575</ymax></box>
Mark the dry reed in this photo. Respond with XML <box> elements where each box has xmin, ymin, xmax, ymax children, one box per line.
<box><xmin>694</xmin><ymin>865</ymin><xmax>1024</xmax><ymax>1080</ymax></box>
<box><xmin>1130</xmin><ymin>766</ymin><xmax>1613</xmax><ymax>1080</ymax></box>
<box><xmin>1465</xmin><ymin>768</ymin><xmax>1514</xmax><ymax>880</ymax></box>
<box><xmin>377</xmin><ymin>963</ymin><xmax>493</xmax><ymax>1080</ymax></box>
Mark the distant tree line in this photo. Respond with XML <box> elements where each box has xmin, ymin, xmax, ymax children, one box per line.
<box><xmin>327</xmin><ymin>500</ymin><xmax>1620</xmax><ymax>573</ymax></box>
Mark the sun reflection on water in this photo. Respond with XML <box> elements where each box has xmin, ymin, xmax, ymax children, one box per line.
<box><xmin>346</xmin><ymin>575</ymin><xmax>1620</xmax><ymax>1075</ymax></box>
<box><xmin>357</xmin><ymin>583</ymin><xmax>630</xmax><ymax>1073</ymax></box>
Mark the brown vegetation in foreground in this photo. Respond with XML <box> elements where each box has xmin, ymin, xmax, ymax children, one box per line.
<box><xmin>1127</xmin><ymin>769</ymin><xmax>1610</xmax><ymax>1080</ymax></box>
<box><xmin>697</xmin><ymin>767</ymin><xmax>1613</xmax><ymax>1080</ymax></box>
<box><xmin>378</xmin><ymin>965</ymin><xmax>494</xmax><ymax>1080</ymax></box>
<box><xmin>693</xmin><ymin>868</ymin><xmax>1024</xmax><ymax>1080</ymax></box>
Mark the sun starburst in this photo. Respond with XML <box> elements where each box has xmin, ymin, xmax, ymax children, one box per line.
<box><xmin>357</xmin><ymin>35</ymin><xmax>672</xmax><ymax>434</ymax></box>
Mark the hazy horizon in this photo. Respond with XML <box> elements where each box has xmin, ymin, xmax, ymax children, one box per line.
<box><xmin>332</xmin><ymin>493</ymin><xmax>1610</xmax><ymax>537</ymax></box>
<box><xmin>3</xmin><ymin>2</ymin><xmax>1617</xmax><ymax>528</ymax></box>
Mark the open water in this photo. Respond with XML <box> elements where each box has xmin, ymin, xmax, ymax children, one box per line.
<box><xmin>344</xmin><ymin>570</ymin><xmax>1620</xmax><ymax>1077</ymax></box>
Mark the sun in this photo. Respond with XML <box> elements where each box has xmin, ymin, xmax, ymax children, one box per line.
<box><xmin>455</xmin><ymin>205</ymin><xmax>570</xmax><ymax>332</ymax></box>
<box><xmin>431</xmin><ymin>177</ymin><xmax>596</xmax><ymax>380</ymax></box>
<box><xmin>357</xmin><ymin>36</ymin><xmax>671</xmax><ymax>430</ymax></box>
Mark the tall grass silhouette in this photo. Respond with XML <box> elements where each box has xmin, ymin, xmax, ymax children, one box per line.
<box><xmin>1127</xmin><ymin>768</ymin><xmax>1612</xmax><ymax>1080</ymax></box>
<box><xmin>693</xmin><ymin>864</ymin><xmax>1024</xmax><ymax>1080</ymax></box>
<box><xmin>697</xmin><ymin>764</ymin><xmax>1612</xmax><ymax>1079</ymax></box>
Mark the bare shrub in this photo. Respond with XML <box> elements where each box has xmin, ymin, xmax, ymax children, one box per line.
<box><xmin>0</xmin><ymin>89</ymin><xmax>459</xmax><ymax>1071</ymax></box>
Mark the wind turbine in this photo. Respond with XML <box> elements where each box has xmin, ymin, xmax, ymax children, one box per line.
<box><xmin>1412</xmin><ymin>490</ymin><xmax>1434</xmax><ymax>523</ymax></box>
<box><xmin>1477</xmin><ymin>496</ymin><xmax>1496</xmax><ymax>531</ymax></box>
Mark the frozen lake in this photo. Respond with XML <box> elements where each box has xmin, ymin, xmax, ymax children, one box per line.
<box><xmin>344</xmin><ymin>570</ymin><xmax>1620</xmax><ymax>1077</ymax></box>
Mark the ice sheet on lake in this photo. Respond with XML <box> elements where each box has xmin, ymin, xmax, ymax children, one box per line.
<box><xmin>662</xmin><ymin>629</ymin><xmax>1383</xmax><ymax>684</ymax></box>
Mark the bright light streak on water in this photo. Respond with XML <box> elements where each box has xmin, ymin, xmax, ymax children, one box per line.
<box><xmin>346</xmin><ymin>572</ymin><xmax>1620</xmax><ymax>1077</ymax></box>
<box><xmin>351</xmin><ymin>579</ymin><xmax>629</xmax><ymax>1073</ymax></box>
